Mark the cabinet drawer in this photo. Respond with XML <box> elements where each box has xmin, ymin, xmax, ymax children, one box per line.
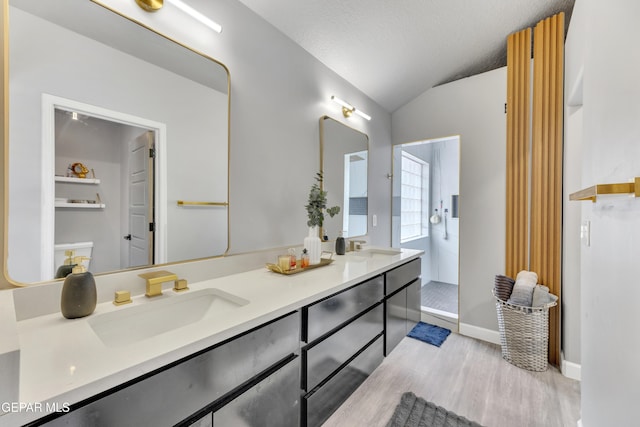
<box><xmin>304</xmin><ymin>303</ymin><xmax>383</xmax><ymax>391</ymax></box>
<box><xmin>213</xmin><ymin>357</ymin><xmax>300</xmax><ymax>427</ymax></box>
<box><xmin>42</xmin><ymin>312</ymin><xmax>299</xmax><ymax>427</ymax></box>
<box><xmin>386</xmin><ymin>258</ymin><xmax>421</xmax><ymax>295</ymax></box>
<box><xmin>304</xmin><ymin>334</ymin><xmax>384</xmax><ymax>427</ymax></box>
<box><xmin>304</xmin><ymin>275</ymin><xmax>383</xmax><ymax>343</ymax></box>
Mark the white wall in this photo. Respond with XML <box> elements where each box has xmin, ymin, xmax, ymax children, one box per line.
<box><xmin>563</xmin><ymin>0</ymin><xmax>586</xmax><ymax>368</ymax></box>
<box><xmin>393</xmin><ymin>67</ymin><xmax>507</xmax><ymax>332</ymax></box>
<box><xmin>569</xmin><ymin>0</ymin><xmax>640</xmax><ymax>424</ymax></box>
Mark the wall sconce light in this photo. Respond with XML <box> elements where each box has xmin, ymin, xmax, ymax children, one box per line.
<box><xmin>135</xmin><ymin>0</ymin><xmax>223</xmax><ymax>33</ymax></box>
<box><xmin>331</xmin><ymin>95</ymin><xmax>371</xmax><ymax>121</ymax></box>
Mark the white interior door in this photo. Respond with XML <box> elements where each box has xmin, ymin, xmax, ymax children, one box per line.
<box><xmin>127</xmin><ymin>131</ymin><xmax>154</xmax><ymax>267</ymax></box>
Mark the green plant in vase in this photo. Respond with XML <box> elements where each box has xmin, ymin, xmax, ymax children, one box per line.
<box><xmin>305</xmin><ymin>172</ymin><xmax>340</xmax><ymax>229</ymax></box>
<box><xmin>304</xmin><ymin>173</ymin><xmax>340</xmax><ymax>264</ymax></box>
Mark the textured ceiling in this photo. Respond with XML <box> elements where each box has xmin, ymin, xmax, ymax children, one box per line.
<box><xmin>235</xmin><ymin>0</ymin><xmax>575</xmax><ymax>112</ymax></box>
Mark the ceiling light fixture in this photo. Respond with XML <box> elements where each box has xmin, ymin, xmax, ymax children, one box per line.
<box><xmin>331</xmin><ymin>95</ymin><xmax>371</xmax><ymax>121</ymax></box>
<box><xmin>135</xmin><ymin>0</ymin><xmax>223</xmax><ymax>33</ymax></box>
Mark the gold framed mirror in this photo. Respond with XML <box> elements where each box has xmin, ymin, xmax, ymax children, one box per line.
<box><xmin>319</xmin><ymin>116</ymin><xmax>369</xmax><ymax>240</ymax></box>
<box><xmin>3</xmin><ymin>0</ymin><xmax>230</xmax><ymax>286</ymax></box>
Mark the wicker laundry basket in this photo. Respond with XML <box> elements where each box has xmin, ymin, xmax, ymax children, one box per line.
<box><xmin>492</xmin><ymin>289</ymin><xmax>558</xmax><ymax>371</ymax></box>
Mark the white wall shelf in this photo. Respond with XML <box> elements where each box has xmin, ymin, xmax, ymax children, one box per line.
<box><xmin>55</xmin><ymin>202</ymin><xmax>105</xmax><ymax>209</ymax></box>
<box><xmin>55</xmin><ymin>176</ymin><xmax>101</xmax><ymax>185</ymax></box>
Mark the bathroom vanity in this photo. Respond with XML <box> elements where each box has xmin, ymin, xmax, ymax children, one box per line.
<box><xmin>1</xmin><ymin>248</ymin><xmax>421</xmax><ymax>426</ymax></box>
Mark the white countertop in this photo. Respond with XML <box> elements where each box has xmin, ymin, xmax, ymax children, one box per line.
<box><xmin>2</xmin><ymin>248</ymin><xmax>421</xmax><ymax>426</ymax></box>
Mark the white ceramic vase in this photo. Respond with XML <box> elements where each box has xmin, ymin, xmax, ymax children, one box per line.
<box><xmin>304</xmin><ymin>226</ymin><xmax>322</xmax><ymax>265</ymax></box>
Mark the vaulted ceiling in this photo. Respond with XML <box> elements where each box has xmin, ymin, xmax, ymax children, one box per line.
<box><xmin>236</xmin><ymin>0</ymin><xmax>575</xmax><ymax>112</ymax></box>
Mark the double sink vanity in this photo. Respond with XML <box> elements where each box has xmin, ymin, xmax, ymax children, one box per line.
<box><xmin>1</xmin><ymin>247</ymin><xmax>422</xmax><ymax>426</ymax></box>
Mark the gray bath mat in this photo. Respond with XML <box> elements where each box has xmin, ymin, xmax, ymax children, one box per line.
<box><xmin>386</xmin><ymin>392</ymin><xmax>484</xmax><ymax>427</ymax></box>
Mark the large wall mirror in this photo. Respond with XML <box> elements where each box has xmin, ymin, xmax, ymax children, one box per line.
<box><xmin>5</xmin><ymin>0</ymin><xmax>230</xmax><ymax>284</ymax></box>
<box><xmin>320</xmin><ymin>116</ymin><xmax>368</xmax><ymax>240</ymax></box>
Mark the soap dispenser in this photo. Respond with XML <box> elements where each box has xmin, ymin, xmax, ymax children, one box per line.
<box><xmin>61</xmin><ymin>256</ymin><xmax>97</xmax><ymax>319</ymax></box>
<box><xmin>335</xmin><ymin>231</ymin><xmax>346</xmax><ymax>255</ymax></box>
<box><xmin>55</xmin><ymin>250</ymin><xmax>76</xmax><ymax>279</ymax></box>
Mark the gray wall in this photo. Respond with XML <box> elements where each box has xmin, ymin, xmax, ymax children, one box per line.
<box><xmin>568</xmin><ymin>0</ymin><xmax>640</xmax><ymax>424</ymax></box>
<box><xmin>392</xmin><ymin>68</ymin><xmax>507</xmax><ymax>334</ymax></box>
<box><xmin>95</xmin><ymin>0</ymin><xmax>393</xmax><ymax>256</ymax></box>
<box><xmin>8</xmin><ymin>7</ymin><xmax>226</xmax><ymax>281</ymax></box>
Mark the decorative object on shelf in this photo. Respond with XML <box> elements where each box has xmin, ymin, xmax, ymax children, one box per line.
<box><xmin>70</xmin><ymin>162</ymin><xmax>89</xmax><ymax>178</ymax></box>
<box><xmin>305</xmin><ymin>172</ymin><xmax>340</xmax><ymax>265</ymax></box>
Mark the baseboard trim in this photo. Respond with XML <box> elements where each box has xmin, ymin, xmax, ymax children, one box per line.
<box><xmin>561</xmin><ymin>352</ymin><xmax>582</xmax><ymax>381</ymax></box>
<box><xmin>458</xmin><ymin>323</ymin><xmax>500</xmax><ymax>345</ymax></box>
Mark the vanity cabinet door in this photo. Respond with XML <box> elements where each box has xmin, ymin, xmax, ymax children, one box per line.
<box><xmin>385</xmin><ymin>287</ymin><xmax>407</xmax><ymax>355</ymax></box>
<box><xmin>385</xmin><ymin>278</ymin><xmax>421</xmax><ymax>355</ymax></box>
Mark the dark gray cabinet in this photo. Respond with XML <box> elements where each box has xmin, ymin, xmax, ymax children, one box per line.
<box><xmin>385</xmin><ymin>259</ymin><xmax>421</xmax><ymax>355</ymax></box>
<box><xmin>34</xmin><ymin>257</ymin><xmax>422</xmax><ymax>427</ymax></box>
<box><xmin>39</xmin><ymin>312</ymin><xmax>300</xmax><ymax>427</ymax></box>
<box><xmin>301</xmin><ymin>275</ymin><xmax>385</xmax><ymax>427</ymax></box>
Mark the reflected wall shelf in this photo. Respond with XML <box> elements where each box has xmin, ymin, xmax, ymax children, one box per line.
<box><xmin>570</xmin><ymin>177</ymin><xmax>640</xmax><ymax>202</ymax></box>
<box><xmin>55</xmin><ymin>202</ymin><xmax>106</xmax><ymax>209</ymax></box>
<box><xmin>55</xmin><ymin>176</ymin><xmax>101</xmax><ymax>185</ymax></box>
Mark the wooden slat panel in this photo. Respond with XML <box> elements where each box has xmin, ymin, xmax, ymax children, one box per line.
<box><xmin>505</xmin><ymin>28</ymin><xmax>531</xmax><ymax>279</ymax></box>
<box><xmin>531</xmin><ymin>12</ymin><xmax>564</xmax><ymax>366</ymax></box>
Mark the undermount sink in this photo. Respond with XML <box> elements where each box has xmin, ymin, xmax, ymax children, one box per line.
<box><xmin>349</xmin><ymin>248</ymin><xmax>403</xmax><ymax>258</ymax></box>
<box><xmin>89</xmin><ymin>288</ymin><xmax>249</xmax><ymax>347</ymax></box>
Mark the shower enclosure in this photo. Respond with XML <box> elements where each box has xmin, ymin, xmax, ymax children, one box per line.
<box><xmin>391</xmin><ymin>136</ymin><xmax>460</xmax><ymax>330</ymax></box>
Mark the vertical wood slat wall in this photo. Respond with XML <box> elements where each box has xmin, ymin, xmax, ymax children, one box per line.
<box><xmin>531</xmin><ymin>12</ymin><xmax>564</xmax><ymax>366</ymax></box>
<box><xmin>505</xmin><ymin>28</ymin><xmax>531</xmax><ymax>279</ymax></box>
<box><xmin>505</xmin><ymin>12</ymin><xmax>564</xmax><ymax>365</ymax></box>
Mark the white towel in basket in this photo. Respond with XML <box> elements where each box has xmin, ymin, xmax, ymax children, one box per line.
<box><xmin>508</xmin><ymin>270</ymin><xmax>538</xmax><ymax>306</ymax></box>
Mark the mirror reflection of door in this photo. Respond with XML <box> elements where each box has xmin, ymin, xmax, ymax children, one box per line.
<box><xmin>53</xmin><ymin>101</ymin><xmax>161</xmax><ymax>277</ymax></box>
<box><xmin>127</xmin><ymin>131</ymin><xmax>154</xmax><ymax>268</ymax></box>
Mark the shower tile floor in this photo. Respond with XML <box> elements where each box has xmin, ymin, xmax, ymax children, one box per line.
<box><xmin>421</xmin><ymin>281</ymin><xmax>458</xmax><ymax>315</ymax></box>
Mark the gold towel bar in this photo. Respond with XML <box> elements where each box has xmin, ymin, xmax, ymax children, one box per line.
<box><xmin>177</xmin><ymin>200</ymin><xmax>229</xmax><ymax>206</ymax></box>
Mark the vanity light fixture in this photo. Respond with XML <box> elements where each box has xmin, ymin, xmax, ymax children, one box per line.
<box><xmin>331</xmin><ymin>95</ymin><xmax>371</xmax><ymax>121</ymax></box>
<box><xmin>135</xmin><ymin>0</ymin><xmax>223</xmax><ymax>33</ymax></box>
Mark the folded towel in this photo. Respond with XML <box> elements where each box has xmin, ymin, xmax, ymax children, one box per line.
<box><xmin>508</xmin><ymin>270</ymin><xmax>538</xmax><ymax>307</ymax></box>
<box><xmin>494</xmin><ymin>275</ymin><xmax>515</xmax><ymax>301</ymax></box>
<box><xmin>515</xmin><ymin>270</ymin><xmax>538</xmax><ymax>284</ymax></box>
<box><xmin>532</xmin><ymin>285</ymin><xmax>550</xmax><ymax>307</ymax></box>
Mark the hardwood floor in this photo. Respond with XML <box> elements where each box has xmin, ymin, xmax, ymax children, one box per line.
<box><xmin>323</xmin><ymin>333</ymin><xmax>581</xmax><ymax>427</ymax></box>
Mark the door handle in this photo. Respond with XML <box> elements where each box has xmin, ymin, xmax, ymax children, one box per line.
<box><xmin>124</xmin><ymin>234</ymin><xmax>132</xmax><ymax>240</ymax></box>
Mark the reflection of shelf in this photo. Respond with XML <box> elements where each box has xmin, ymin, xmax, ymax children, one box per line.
<box><xmin>570</xmin><ymin>177</ymin><xmax>640</xmax><ymax>202</ymax></box>
<box><xmin>55</xmin><ymin>202</ymin><xmax>105</xmax><ymax>209</ymax></box>
<box><xmin>55</xmin><ymin>176</ymin><xmax>101</xmax><ymax>184</ymax></box>
<box><xmin>177</xmin><ymin>200</ymin><xmax>228</xmax><ymax>206</ymax></box>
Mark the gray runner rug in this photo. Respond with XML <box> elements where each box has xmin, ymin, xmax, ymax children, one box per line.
<box><xmin>386</xmin><ymin>392</ymin><xmax>484</xmax><ymax>427</ymax></box>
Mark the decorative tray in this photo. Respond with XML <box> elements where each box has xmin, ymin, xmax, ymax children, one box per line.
<box><xmin>266</xmin><ymin>257</ymin><xmax>334</xmax><ymax>275</ymax></box>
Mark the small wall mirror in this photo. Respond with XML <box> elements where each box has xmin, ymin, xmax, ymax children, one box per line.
<box><xmin>320</xmin><ymin>116</ymin><xmax>369</xmax><ymax>239</ymax></box>
<box><xmin>5</xmin><ymin>0</ymin><xmax>230</xmax><ymax>284</ymax></box>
